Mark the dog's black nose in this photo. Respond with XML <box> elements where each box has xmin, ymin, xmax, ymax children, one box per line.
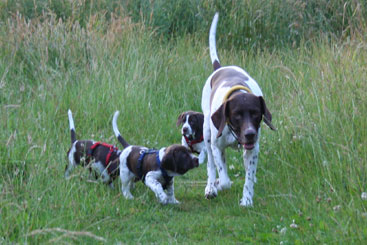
<box><xmin>183</xmin><ymin>127</ymin><xmax>189</xmax><ymax>134</ymax></box>
<box><xmin>244</xmin><ymin>128</ymin><xmax>256</xmax><ymax>141</ymax></box>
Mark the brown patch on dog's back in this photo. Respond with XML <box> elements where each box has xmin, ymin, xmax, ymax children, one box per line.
<box><xmin>210</xmin><ymin>68</ymin><xmax>250</xmax><ymax>105</ymax></box>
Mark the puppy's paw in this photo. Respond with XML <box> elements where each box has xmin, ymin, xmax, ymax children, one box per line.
<box><xmin>205</xmin><ymin>184</ymin><xmax>218</xmax><ymax>199</ymax></box>
<box><xmin>215</xmin><ymin>178</ymin><xmax>232</xmax><ymax>191</ymax></box>
<box><xmin>240</xmin><ymin>195</ymin><xmax>253</xmax><ymax>207</ymax></box>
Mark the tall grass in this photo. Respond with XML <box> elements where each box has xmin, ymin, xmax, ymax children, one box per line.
<box><xmin>1</xmin><ymin>4</ymin><xmax>366</xmax><ymax>244</ymax></box>
<box><xmin>1</xmin><ymin>0</ymin><xmax>366</xmax><ymax>50</ymax></box>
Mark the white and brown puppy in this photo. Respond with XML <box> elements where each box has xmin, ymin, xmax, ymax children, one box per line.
<box><xmin>113</xmin><ymin>111</ymin><xmax>199</xmax><ymax>204</ymax></box>
<box><xmin>201</xmin><ymin>13</ymin><xmax>276</xmax><ymax>207</ymax></box>
<box><xmin>176</xmin><ymin>111</ymin><xmax>207</xmax><ymax>164</ymax></box>
<box><xmin>65</xmin><ymin>109</ymin><xmax>121</xmax><ymax>187</ymax></box>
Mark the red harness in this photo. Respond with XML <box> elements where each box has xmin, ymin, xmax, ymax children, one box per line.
<box><xmin>89</xmin><ymin>142</ymin><xmax>119</xmax><ymax>168</ymax></box>
<box><xmin>184</xmin><ymin>135</ymin><xmax>204</xmax><ymax>154</ymax></box>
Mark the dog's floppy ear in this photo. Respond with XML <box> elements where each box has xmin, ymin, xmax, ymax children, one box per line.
<box><xmin>259</xmin><ymin>96</ymin><xmax>276</xmax><ymax>130</ymax></box>
<box><xmin>211</xmin><ymin>102</ymin><xmax>228</xmax><ymax>138</ymax></box>
<box><xmin>162</xmin><ymin>148</ymin><xmax>177</xmax><ymax>172</ymax></box>
<box><xmin>176</xmin><ymin>112</ymin><xmax>187</xmax><ymax>127</ymax></box>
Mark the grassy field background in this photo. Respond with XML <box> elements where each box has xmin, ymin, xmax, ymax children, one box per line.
<box><xmin>1</xmin><ymin>1</ymin><xmax>367</xmax><ymax>243</ymax></box>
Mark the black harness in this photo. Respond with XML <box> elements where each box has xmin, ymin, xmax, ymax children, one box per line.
<box><xmin>137</xmin><ymin>149</ymin><xmax>173</xmax><ymax>189</ymax></box>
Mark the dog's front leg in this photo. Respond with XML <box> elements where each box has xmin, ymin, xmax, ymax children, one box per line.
<box><xmin>145</xmin><ymin>171</ymin><xmax>168</xmax><ymax>204</ymax></box>
<box><xmin>204</xmin><ymin>122</ymin><xmax>218</xmax><ymax>199</ymax></box>
<box><xmin>240</xmin><ymin>143</ymin><xmax>259</xmax><ymax>207</ymax></box>
<box><xmin>211</xmin><ymin>143</ymin><xmax>231</xmax><ymax>191</ymax></box>
<box><xmin>198</xmin><ymin>148</ymin><xmax>207</xmax><ymax>164</ymax></box>
<box><xmin>165</xmin><ymin>179</ymin><xmax>180</xmax><ymax>204</ymax></box>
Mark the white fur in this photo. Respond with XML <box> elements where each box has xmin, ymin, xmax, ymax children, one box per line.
<box><xmin>119</xmin><ymin>146</ymin><xmax>135</xmax><ymax>199</ymax></box>
<box><xmin>65</xmin><ymin>142</ymin><xmax>77</xmax><ymax>178</ymax></box>
<box><xmin>209</xmin><ymin>12</ymin><xmax>220</xmax><ymax>65</ymax></box>
<box><xmin>201</xmin><ymin>14</ymin><xmax>264</xmax><ymax>207</ymax></box>
<box><xmin>112</xmin><ymin>111</ymin><xmax>121</xmax><ymax>138</ymax></box>
<box><xmin>68</xmin><ymin>109</ymin><xmax>75</xmax><ymax>131</ymax></box>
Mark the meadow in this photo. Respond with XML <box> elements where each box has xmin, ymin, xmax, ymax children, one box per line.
<box><xmin>1</xmin><ymin>1</ymin><xmax>367</xmax><ymax>243</ymax></box>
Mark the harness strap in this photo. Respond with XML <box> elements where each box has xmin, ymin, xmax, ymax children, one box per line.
<box><xmin>184</xmin><ymin>135</ymin><xmax>204</xmax><ymax>154</ymax></box>
<box><xmin>88</xmin><ymin>142</ymin><xmax>119</xmax><ymax>173</ymax></box>
<box><xmin>137</xmin><ymin>149</ymin><xmax>173</xmax><ymax>189</ymax></box>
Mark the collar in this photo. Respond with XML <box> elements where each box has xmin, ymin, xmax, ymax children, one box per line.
<box><xmin>222</xmin><ymin>85</ymin><xmax>252</xmax><ymax>103</ymax></box>
<box><xmin>184</xmin><ymin>135</ymin><xmax>204</xmax><ymax>154</ymax></box>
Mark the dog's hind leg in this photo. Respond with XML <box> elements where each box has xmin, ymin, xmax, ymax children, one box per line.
<box><xmin>65</xmin><ymin>144</ymin><xmax>77</xmax><ymax>178</ymax></box>
<box><xmin>119</xmin><ymin>147</ymin><xmax>134</xmax><ymax>199</ymax></box>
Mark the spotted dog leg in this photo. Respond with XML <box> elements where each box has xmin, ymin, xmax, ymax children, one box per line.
<box><xmin>211</xmin><ymin>144</ymin><xmax>231</xmax><ymax>192</ymax></box>
<box><xmin>145</xmin><ymin>171</ymin><xmax>168</xmax><ymax>204</ymax></box>
<box><xmin>204</xmin><ymin>119</ymin><xmax>218</xmax><ymax>199</ymax></box>
<box><xmin>119</xmin><ymin>147</ymin><xmax>134</xmax><ymax>199</ymax></box>
<box><xmin>240</xmin><ymin>142</ymin><xmax>259</xmax><ymax>207</ymax></box>
<box><xmin>165</xmin><ymin>179</ymin><xmax>180</xmax><ymax>204</ymax></box>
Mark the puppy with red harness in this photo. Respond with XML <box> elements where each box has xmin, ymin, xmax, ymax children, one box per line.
<box><xmin>176</xmin><ymin>111</ymin><xmax>207</xmax><ymax>164</ymax></box>
<box><xmin>65</xmin><ymin>110</ymin><xmax>121</xmax><ymax>188</ymax></box>
<box><xmin>201</xmin><ymin>13</ymin><xmax>276</xmax><ymax>207</ymax></box>
<box><xmin>112</xmin><ymin>111</ymin><xmax>199</xmax><ymax>204</ymax></box>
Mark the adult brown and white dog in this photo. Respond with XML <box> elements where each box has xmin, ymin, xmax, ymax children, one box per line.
<box><xmin>65</xmin><ymin>110</ymin><xmax>121</xmax><ymax>188</ymax></box>
<box><xmin>112</xmin><ymin>111</ymin><xmax>199</xmax><ymax>204</ymax></box>
<box><xmin>201</xmin><ymin>13</ymin><xmax>276</xmax><ymax>207</ymax></box>
<box><xmin>176</xmin><ymin>111</ymin><xmax>207</xmax><ymax>164</ymax></box>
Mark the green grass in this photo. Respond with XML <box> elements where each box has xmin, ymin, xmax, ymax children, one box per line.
<box><xmin>1</xmin><ymin>8</ymin><xmax>367</xmax><ymax>244</ymax></box>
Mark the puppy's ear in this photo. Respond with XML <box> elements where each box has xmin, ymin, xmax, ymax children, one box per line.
<box><xmin>176</xmin><ymin>112</ymin><xmax>187</xmax><ymax>127</ymax></box>
<box><xmin>211</xmin><ymin>102</ymin><xmax>228</xmax><ymax>138</ymax></box>
<box><xmin>162</xmin><ymin>149</ymin><xmax>177</xmax><ymax>172</ymax></box>
<box><xmin>259</xmin><ymin>96</ymin><xmax>276</xmax><ymax>130</ymax></box>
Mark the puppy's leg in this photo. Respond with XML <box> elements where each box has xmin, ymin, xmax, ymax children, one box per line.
<box><xmin>211</xmin><ymin>143</ymin><xmax>231</xmax><ymax>191</ymax></box>
<box><xmin>198</xmin><ymin>148</ymin><xmax>206</xmax><ymax>164</ymax></box>
<box><xmin>145</xmin><ymin>171</ymin><xmax>168</xmax><ymax>204</ymax></box>
<box><xmin>240</xmin><ymin>142</ymin><xmax>259</xmax><ymax>207</ymax></box>
<box><xmin>204</xmin><ymin>119</ymin><xmax>218</xmax><ymax>199</ymax></box>
<box><xmin>119</xmin><ymin>148</ymin><xmax>134</xmax><ymax>199</ymax></box>
<box><xmin>65</xmin><ymin>144</ymin><xmax>77</xmax><ymax>178</ymax></box>
<box><xmin>165</xmin><ymin>178</ymin><xmax>180</xmax><ymax>204</ymax></box>
<box><xmin>91</xmin><ymin>161</ymin><xmax>111</xmax><ymax>184</ymax></box>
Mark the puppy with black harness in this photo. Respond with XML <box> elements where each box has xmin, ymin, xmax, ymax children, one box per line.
<box><xmin>176</xmin><ymin>111</ymin><xmax>207</xmax><ymax>164</ymax></box>
<box><xmin>112</xmin><ymin>111</ymin><xmax>199</xmax><ymax>204</ymax></box>
<box><xmin>65</xmin><ymin>110</ymin><xmax>121</xmax><ymax>188</ymax></box>
<box><xmin>201</xmin><ymin>13</ymin><xmax>276</xmax><ymax>207</ymax></box>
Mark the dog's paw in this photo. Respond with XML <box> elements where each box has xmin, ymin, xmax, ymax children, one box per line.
<box><xmin>214</xmin><ymin>178</ymin><xmax>232</xmax><ymax>191</ymax></box>
<box><xmin>239</xmin><ymin>195</ymin><xmax>253</xmax><ymax>207</ymax></box>
<box><xmin>205</xmin><ymin>184</ymin><xmax>218</xmax><ymax>199</ymax></box>
<box><xmin>167</xmin><ymin>198</ymin><xmax>180</xmax><ymax>205</ymax></box>
<box><xmin>122</xmin><ymin>192</ymin><xmax>134</xmax><ymax>200</ymax></box>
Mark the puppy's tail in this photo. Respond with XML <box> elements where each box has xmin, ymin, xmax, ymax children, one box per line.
<box><xmin>68</xmin><ymin>109</ymin><xmax>77</xmax><ymax>145</ymax></box>
<box><xmin>209</xmin><ymin>12</ymin><xmax>221</xmax><ymax>71</ymax></box>
<box><xmin>112</xmin><ymin>111</ymin><xmax>130</xmax><ymax>148</ymax></box>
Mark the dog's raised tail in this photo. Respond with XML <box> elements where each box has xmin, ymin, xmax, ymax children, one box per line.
<box><xmin>112</xmin><ymin>111</ymin><xmax>130</xmax><ymax>148</ymax></box>
<box><xmin>68</xmin><ymin>109</ymin><xmax>77</xmax><ymax>145</ymax></box>
<box><xmin>209</xmin><ymin>12</ymin><xmax>221</xmax><ymax>71</ymax></box>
